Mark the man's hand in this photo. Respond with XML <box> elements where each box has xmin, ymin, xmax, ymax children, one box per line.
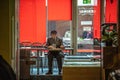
<box><xmin>48</xmin><ymin>46</ymin><xmax>56</xmax><ymax>49</ymax></box>
<box><xmin>60</xmin><ymin>45</ymin><xmax>65</xmax><ymax>49</ymax></box>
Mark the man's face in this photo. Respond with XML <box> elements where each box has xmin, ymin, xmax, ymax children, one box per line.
<box><xmin>51</xmin><ymin>34</ymin><xmax>57</xmax><ymax>39</ymax></box>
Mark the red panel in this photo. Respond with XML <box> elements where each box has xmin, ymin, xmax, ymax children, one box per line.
<box><xmin>20</xmin><ymin>0</ymin><xmax>36</xmax><ymax>42</ymax></box>
<box><xmin>48</xmin><ymin>0</ymin><xmax>72</xmax><ymax>20</ymax></box>
<box><xmin>20</xmin><ymin>0</ymin><xmax>72</xmax><ymax>42</ymax></box>
<box><xmin>36</xmin><ymin>0</ymin><xmax>46</xmax><ymax>43</ymax></box>
<box><xmin>93</xmin><ymin>0</ymin><xmax>100</xmax><ymax>38</ymax></box>
<box><xmin>19</xmin><ymin>0</ymin><xmax>46</xmax><ymax>43</ymax></box>
<box><xmin>105</xmin><ymin>0</ymin><xmax>117</xmax><ymax>23</ymax></box>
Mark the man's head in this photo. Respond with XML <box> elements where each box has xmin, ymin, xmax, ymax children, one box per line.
<box><xmin>50</xmin><ymin>30</ymin><xmax>57</xmax><ymax>38</ymax></box>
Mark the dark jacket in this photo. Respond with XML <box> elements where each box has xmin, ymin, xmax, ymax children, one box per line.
<box><xmin>46</xmin><ymin>37</ymin><xmax>63</xmax><ymax>48</ymax></box>
<box><xmin>0</xmin><ymin>55</ymin><xmax>16</xmax><ymax>80</ymax></box>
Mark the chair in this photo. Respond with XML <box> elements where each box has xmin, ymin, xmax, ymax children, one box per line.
<box><xmin>29</xmin><ymin>51</ymin><xmax>37</xmax><ymax>75</ymax></box>
<box><xmin>19</xmin><ymin>41</ymin><xmax>32</xmax><ymax>79</ymax></box>
<box><xmin>42</xmin><ymin>42</ymin><xmax>47</xmax><ymax>48</ymax></box>
<box><xmin>41</xmin><ymin>42</ymin><xmax>48</xmax><ymax>68</ymax></box>
<box><xmin>31</xmin><ymin>42</ymin><xmax>42</xmax><ymax>48</ymax></box>
<box><xmin>31</xmin><ymin>42</ymin><xmax>44</xmax><ymax>74</ymax></box>
<box><xmin>20</xmin><ymin>41</ymin><xmax>32</xmax><ymax>48</ymax></box>
<box><xmin>19</xmin><ymin>42</ymin><xmax>38</xmax><ymax>75</ymax></box>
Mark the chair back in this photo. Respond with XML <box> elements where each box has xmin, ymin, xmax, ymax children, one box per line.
<box><xmin>20</xmin><ymin>42</ymin><xmax>32</xmax><ymax>48</ymax></box>
<box><xmin>42</xmin><ymin>42</ymin><xmax>47</xmax><ymax>48</ymax></box>
<box><xmin>31</xmin><ymin>42</ymin><xmax>42</xmax><ymax>48</ymax></box>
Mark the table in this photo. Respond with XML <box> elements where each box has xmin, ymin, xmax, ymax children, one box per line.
<box><xmin>64</xmin><ymin>48</ymin><xmax>74</xmax><ymax>55</ymax></box>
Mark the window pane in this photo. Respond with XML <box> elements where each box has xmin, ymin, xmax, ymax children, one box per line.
<box><xmin>48</xmin><ymin>20</ymin><xmax>72</xmax><ymax>47</ymax></box>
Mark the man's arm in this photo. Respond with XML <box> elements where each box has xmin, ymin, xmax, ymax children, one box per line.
<box><xmin>60</xmin><ymin>39</ymin><xmax>65</xmax><ymax>49</ymax></box>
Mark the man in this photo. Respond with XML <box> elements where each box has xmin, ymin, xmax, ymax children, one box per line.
<box><xmin>46</xmin><ymin>30</ymin><xmax>64</xmax><ymax>75</ymax></box>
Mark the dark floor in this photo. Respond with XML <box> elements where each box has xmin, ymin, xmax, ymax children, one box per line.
<box><xmin>30</xmin><ymin>67</ymin><xmax>62</xmax><ymax>80</ymax></box>
<box><xmin>30</xmin><ymin>75</ymin><xmax>62</xmax><ymax>80</ymax></box>
<box><xmin>30</xmin><ymin>67</ymin><xmax>60</xmax><ymax>75</ymax></box>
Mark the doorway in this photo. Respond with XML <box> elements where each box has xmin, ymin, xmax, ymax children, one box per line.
<box><xmin>17</xmin><ymin>0</ymin><xmax>101</xmax><ymax>78</ymax></box>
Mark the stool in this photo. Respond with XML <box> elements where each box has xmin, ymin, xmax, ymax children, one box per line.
<box><xmin>30</xmin><ymin>51</ymin><xmax>37</xmax><ymax>74</ymax></box>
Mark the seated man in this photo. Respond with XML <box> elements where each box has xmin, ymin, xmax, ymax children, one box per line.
<box><xmin>46</xmin><ymin>30</ymin><xmax>64</xmax><ymax>75</ymax></box>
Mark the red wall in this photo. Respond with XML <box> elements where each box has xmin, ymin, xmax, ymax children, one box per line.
<box><xmin>19</xmin><ymin>0</ymin><xmax>46</xmax><ymax>43</ymax></box>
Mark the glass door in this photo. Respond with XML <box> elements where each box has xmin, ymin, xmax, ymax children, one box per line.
<box><xmin>77</xmin><ymin>0</ymin><xmax>101</xmax><ymax>56</ymax></box>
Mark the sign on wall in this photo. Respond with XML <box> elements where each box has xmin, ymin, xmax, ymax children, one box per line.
<box><xmin>77</xmin><ymin>0</ymin><xmax>97</xmax><ymax>6</ymax></box>
<box><xmin>83</xmin><ymin>0</ymin><xmax>91</xmax><ymax>4</ymax></box>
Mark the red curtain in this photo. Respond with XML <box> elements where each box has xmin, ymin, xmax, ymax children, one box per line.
<box><xmin>105</xmin><ymin>0</ymin><xmax>117</xmax><ymax>23</ymax></box>
<box><xmin>20</xmin><ymin>0</ymin><xmax>36</xmax><ymax>42</ymax></box>
<box><xmin>19</xmin><ymin>0</ymin><xmax>46</xmax><ymax>43</ymax></box>
<box><xmin>36</xmin><ymin>0</ymin><xmax>46</xmax><ymax>43</ymax></box>
<box><xmin>93</xmin><ymin>0</ymin><xmax>118</xmax><ymax>39</ymax></box>
<box><xmin>93</xmin><ymin>0</ymin><xmax>100</xmax><ymax>38</ymax></box>
<box><xmin>48</xmin><ymin>0</ymin><xmax>72</xmax><ymax>20</ymax></box>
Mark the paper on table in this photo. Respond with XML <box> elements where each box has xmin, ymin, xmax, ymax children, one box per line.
<box><xmin>49</xmin><ymin>48</ymin><xmax>62</xmax><ymax>51</ymax></box>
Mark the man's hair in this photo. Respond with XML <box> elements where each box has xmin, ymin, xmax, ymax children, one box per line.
<box><xmin>51</xmin><ymin>30</ymin><xmax>57</xmax><ymax>34</ymax></box>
